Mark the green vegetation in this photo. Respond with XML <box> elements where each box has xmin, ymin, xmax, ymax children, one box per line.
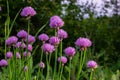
<box><xmin>0</xmin><ymin>0</ymin><xmax>120</xmax><ymax>80</ymax></box>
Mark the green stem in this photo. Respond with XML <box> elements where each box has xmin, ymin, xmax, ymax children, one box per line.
<box><xmin>40</xmin><ymin>50</ymin><xmax>43</xmax><ymax>61</ymax></box>
<box><xmin>7</xmin><ymin>0</ymin><xmax>9</xmax><ymax>16</ymax></box>
<box><xmin>8</xmin><ymin>9</ymin><xmax>21</xmax><ymax>37</ymax></box>
<box><xmin>26</xmin><ymin>17</ymin><xmax>30</xmax><ymax>80</ymax></box>
<box><xmin>81</xmin><ymin>49</ymin><xmax>87</xmax><ymax>67</ymax></box>
<box><xmin>79</xmin><ymin>49</ymin><xmax>87</xmax><ymax>79</ymax></box>
<box><xmin>6</xmin><ymin>0</ymin><xmax>10</xmax><ymax>38</ymax></box>
<box><xmin>58</xmin><ymin>41</ymin><xmax>62</xmax><ymax>76</ymax></box>
<box><xmin>58</xmin><ymin>61</ymin><xmax>61</xmax><ymax>77</ymax></box>
<box><xmin>34</xmin><ymin>21</ymin><xmax>48</xmax><ymax>39</ymax></box>
<box><xmin>27</xmin><ymin>19</ymin><xmax>30</xmax><ymax>35</ymax></box>
<box><xmin>14</xmin><ymin>49</ymin><xmax>17</xmax><ymax>80</ymax></box>
<box><xmin>25</xmin><ymin>69</ymin><xmax>29</xmax><ymax>80</ymax></box>
<box><xmin>60</xmin><ymin>41</ymin><xmax>62</xmax><ymax>57</ymax></box>
<box><xmin>19</xmin><ymin>57</ymin><xmax>22</xmax><ymax>79</ymax></box>
<box><xmin>5</xmin><ymin>23</ymin><xmax>7</xmax><ymax>56</ymax></box>
<box><xmin>36</xmin><ymin>49</ymin><xmax>44</xmax><ymax>80</ymax></box>
<box><xmin>49</xmin><ymin>53</ymin><xmax>52</xmax><ymax>65</ymax></box>
<box><xmin>76</xmin><ymin>51</ymin><xmax>84</xmax><ymax>80</ymax></box>
<box><xmin>8</xmin><ymin>60</ymin><xmax>12</xmax><ymax>80</ymax></box>
<box><xmin>40</xmin><ymin>69</ymin><xmax>43</xmax><ymax>80</ymax></box>
<box><xmin>68</xmin><ymin>58</ymin><xmax>72</xmax><ymax>80</ymax></box>
<box><xmin>46</xmin><ymin>54</ymin><xmax>49</xmax><ymax>80</ymax></box>
<box><xmin>26</xmin><ymin>19</ymin><xmax>30</xmax><ymax>56</ymax></box>
<box><xmin>26</xmin><ymin>19</ymin><xmax>30</xmax><ymax>54</ymax></box>
<box><xmin>53</xmin><ymin>48</ymin><xmax>58</xmax><ymax>79</ymax></box>
<box><xmin>29</xmin><ymin>56</ymin><xmax>33</xmax><ymax>79</ymax></box>
<box><xmin>37</xmin><ymin>68</ymin><xmax>40</xmax><ymax>80</ymax></box>
<box><xmin>53</xmin><ymin>29</ymin><xmax>57</xmax><ymax>79</ymax></box>
<box><xmin>60</xmin><ymin>65</ymin><xmax>63</xmax><ymax>80</ymax></box>
<box><xmin>89</xmin><ymin>71</ymin><xmax>93</xmax><ymax>80</ymax></box>
<box><xmin>5</xmin><ymin>0</ymin><xmax>10</xmax><ymax>56</ymax></box>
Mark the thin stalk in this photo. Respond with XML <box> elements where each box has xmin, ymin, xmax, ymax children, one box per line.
<box><xmin>81</xmin><ymin>49</ymin><xmax>87</xmax><ymax>68</ymax></box>
<box><xmin>5</xmin><ymin>0</ymin><xmax>10</xmax><ymax>56</ymax></box>
<box><xmin>76</xmin><ymin>51</ymin><xmax>83</xmax><ymax>80</ymax></box>
<box><xmin>19</xmin><ymin>57</ymin><xmax>22</xmax><ymax>80</ymax></box>
<box><xmin>58</xmin><ymin>61</ymin><xmax>61</xmax><ymax>77</ymax></box>
<box><xmin>53</xmin><ymin>29</ymin><xmax>57</xmax><ymax>79</ymax></box>
<box><xmin>55</xmin><ymin>29</ymin><xmax>57</xmax><ymax>36</ymax></box>
<box><xmin>25</xmin><ymin>18</ymin><xmax>31</xmax><ymax>80</ymax></box>
<box><xmin>26</xmin><ymin>19</ymin><xmax>30</xmax><ymax>56</ymax></box>
<box><xmin>49</xmin><ymin>53</ymin><xmax>52</xmax><ymax>65</ymax></box>
<box><xmin>5</xmin><ymin>23</ymin><xmax>7</xmax><ymax>56</ymax></box>
<box><xmin>7</xmin><ymin>0</ymin><xmax>9</xmax><ymax>16</ymax></box>
<box><xmin>46</xmin><ymin>54</ymin><xmax>49</xmax><ymax>80</ymax></box>
<box><xmin>13</xmin><ymin>47</ymin><xmax>17</xmax><ymax>80</ymax></box>
<box><xmin>26</xmin><ymin>19</ymin><xmax>30</xmax><ymax>55</ymax></box>
<box><xmin>78</xmin><ymin>49</ymin><xmax>87</xmax><ymax>80</ymax></box>
<box><xmin>28</xmin><ymin>56</ymin><xmax>33</xmax><ymax>79</ymax></box>
<box><xmin>34</xmin><ymin>21</ymin><xmax>48</xmax><ymax>39</ymax></box>
<box><xmin>58</xmin><ymin>41</ymin><xmax>62</xmax><ymax>76</ymax></box>
<box><xmin>60</xmin><ymin>41</ymin><xmax>62</xmax><ymax>57</ymax></box>
<box><xmin>8</xmin><ymin>60</ymin><xmax>12</xmax><ymax>80</ymax></box>
<box><xmin>89</xmin><ymin>71</ymin><xmax>93</xmax><ymax>80</ymax></box>
<box><xmin>27</xmin><ymin>19</ymin><xmax>30</xmax><ymax>35</ymax></box>
<box><xmin>40</xmin><ymin>50</ymin><xmax>43</xmax><ymax>61</ymax></box>
<box><xmin>48</xmin><ymin>53</ymin><xmax>52</xmax><ymax>78</ymax></box>
<box><xmin>59</xmin><ymin>65</ymin><xmax>63</xmax><ymax>80</ymax></box>
<box><xmin>8</xmin><ymin>9</ymin><xmax>21</xmax><ymax>37</ymax></box>
<box><xmin>11</xmin><ymin>53</ymin><xmax>15</xmax><ymax>79</ymax></box>
<box><xmin>68</xmin><ymin>58</ymin><xmax>72</xmax><ymax>80</ymax></box>
<box><xmin>25</xmin><ymin>70</ymin><xmax>29</xmax><ymax>80</ymax></box>
<box><xmin>37</xmin><ymin>49</ymin><xmax>44</xmax><ymax>79</ymax></box>
<box><xmin>6</xmin><ymin>0</ymin><xmax>10</xmax><ymax>38</ymax></box>
<box><xmin>53</xmin><ymin>48</ymin><xmax>58</xmax><ymax>79</ymax></box>
<box><xmin>40</xmin><ymin>69</ymin><xmax>43</xmax><ymax>80</ymax></box>
<box><xmin>37</xmin><ymin>68</ymin><xmax>40</xmax><ymax>80</ymax></box>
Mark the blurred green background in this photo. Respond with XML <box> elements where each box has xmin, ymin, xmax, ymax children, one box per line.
<box><xmin>0</xmin><ymin>0</ymin><xmax>120</xmax><ymax>74</ymax></box>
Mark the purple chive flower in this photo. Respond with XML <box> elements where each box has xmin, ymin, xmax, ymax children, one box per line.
<box><xmin>87</xmin><ymin>60</ymin><xmax>98</xmax><ymax>69</ymax></box>
<box><xmin>50</xmin><ymin>15</ymin><xmax>64</xmax><ymax>29</ymax></box>
<box><xmin>24</xmin><ymin>66</ymin><xmax>28</xmax><ymax>72</ymax></box>
<box><xmin>17</xmin><ymin>30</ymin><xmax>28</xmax><ymax>39</ymax></box>
<box><xmin>16</xmin><ymin>52</ymin><xmax>21</xmax><ymax>59</ymax></box>
<box><xmin>6</xmin><ymin>51</ymin><xmax>13</xmax><ymax>59</ymax></box>
<box><xmin>20</xmin><ymin>6</ymin><xmax>36</xmax><ymax>17</ymax></box>
<box><xmin>41</xmin><ymin>43</ymin><xmax>55</xmax><ymax>54</ymax></box>
<box><xmin>38</xmin><ymin>33</ymin><xmax>49</xmax><ymax>42</ymax></box>
<box><xmin>57</xmin><ymin>29</ymin><xmax>68</xmax><ymax>40</ymax></box>
<box><xmin>23</xmin><ymin>52</ymin><xmax>27</xmax><ymax>57</ymax></box>
<box><xmin>75</xmin><ymin>37</ymin><xmax>92</xmax><ymax>49</ymax></box>
<box><xmin>39</xmin><ymin>61</ymin><xmax>45</xmax><ymax>69</ymax></box>
<box><xmin>26</xmin><ymin>35</ymin><xmax>35</xmax><ymax>44</ymax></box>
<box><xmin>5</xmin><ymin>36</ymin><xmax>18</xmax><ymax>47</ymax></box>
<box><xmin>58</xmin><ymin>56</ymin><xmax>67</xmax><ymax>66</ymax></box>
<box><xmin>27</xmin><ymin>44</ymin><xmax>33</xmax><ymax>52</ymax></box>
<box><xmin>64</xmin><ymin>47</ymin><xmax>76</xmax><ymax>58</ymax></box>
<box><xmin>0</xmin><ymin>59</ymin><xmax>8</xmax><ymax>67</ymax></box>
<box><xmin>16</xmin><ymin>42</ymin><xmax>26</xmax><ymax>49</ymax></box>
<box><xmin>23</xmin><ymin>52</ymin><xmax>31</xmax><ymax>57</ymax></box>
<box><xmin>49</xmin><ymin>36</ymin><xmax>60</xmax><ymax>46</ymax></box>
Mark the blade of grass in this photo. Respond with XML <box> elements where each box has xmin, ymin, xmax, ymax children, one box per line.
<box><xmin>34</xmin><ymin>21</ymin><xmax>48</xmax><ymax>38</ymax></box>
<box><xmin>8</xmin><ymin>9</ymin><xmax>22</xmax><ymax>37</ymax></box>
